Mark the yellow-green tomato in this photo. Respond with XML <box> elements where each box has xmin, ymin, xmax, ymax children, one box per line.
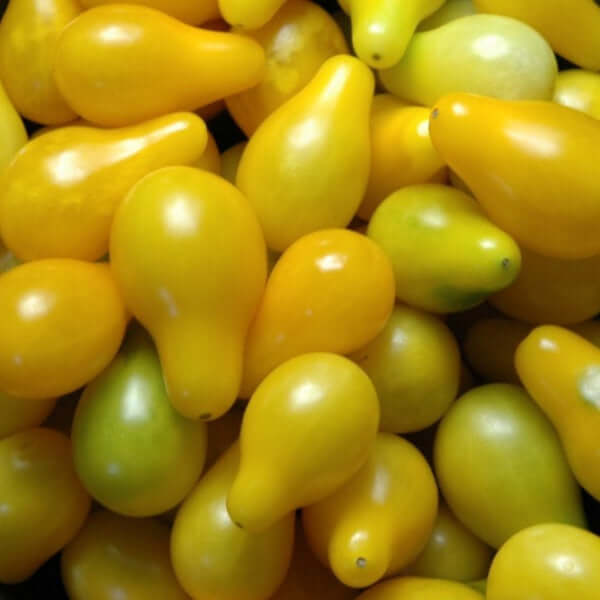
<box><xmin>350</xmin><ymin>304</ymin><xmax>460</xmax><ymax>433</ymax></box>
<box><xmin>406</xmin><ymin>504</ymin><xmax>494</xmax><ymax>582</ymax></box>
<box><xmin>553</xmin><ymin>69</ymin><xmax>600</xmax><ymax>119</ymax></box>
<box><xmin>62</xmin><ymin>510</ymin><xmax>189</xmax><ymax>600</ymax></box>
<box><xmin>72</xmin><ymin>326</ymin><xmax>207</xmax><ymax>517</ymax></box>
<box><xmin>419</xmin><ymin>0</ymin><xmax>476</xmax><ymax>30</ymax></box>
<box><xmin>0</xmin><ymin>392</ymin><xmax>56</xmax><ymax>439</ymax></box>
<box><xmin>434</xmin><ymin>384</ymin><xmax>586</xmax><ymax>548</ymax></box>
<box><xmin>0</xmin><ymin>428</ymin><xmax>91</xmax><ymax>583</ymax></box>
<box><xmin>380</xmin><ymin>15</ymin><xmax>557</xmax><ymax>106</ymax></box>
<box><xmin>487</xmin><ymin>524</ymin><xmax>600</xmax><ymax>600</ymax></box>
<box><xmin>367</xmin><ymin>184</ymin><xmax>521</xmax><ymax>314</ymax></box>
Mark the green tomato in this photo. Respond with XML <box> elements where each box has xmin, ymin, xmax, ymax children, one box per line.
<box><xmin>434</xmin><ymin>383</ymin><xmax>586</xmax><ymax>548</ymax></box>
<box><xmin>72</xmin><ymin>324</ymin><xmax>207</xmax><ymax>517</ymax></box>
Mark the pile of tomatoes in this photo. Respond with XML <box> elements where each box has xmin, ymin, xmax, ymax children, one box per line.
<box><xmin>1</xmin><ymin>1</ymin><xmax>600</xmax><ymax>599</ymax></box>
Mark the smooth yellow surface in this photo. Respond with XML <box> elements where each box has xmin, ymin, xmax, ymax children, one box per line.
<box><xmin>228</xmin><ymin>353</ymin><xmax>379</xmax><ymax>533</ymax></box>
<box><xmin>241</xmin><ymin>229</ymin><xmax>395</xmax><ymax>398</ymax></box>
<box><xmin>475</xmin><ymin>0</ymin><xmax>600</xmax><ymax>70</ymax></box>
<box><xmin>0</xmin><ymin>81</ymin><xmax>27</xmax><ymax>170</ymax></box>
<box><xmin>464</xmin><ymin>318</ymin><xmax>532</xmax><ymax>384</ymax></box>
<box><xmin>0</xmin><ymin>0</ymin><xmax>79</xmax><ymax>125</ymax></box>
<box><xmin>553</xmin><ymin>70</ymin><xmax>600</xmax><ymax>119</ymax></box>
<box><xmin>350</xmin><ymin>304</ymin><xmax>460</xmax><ymax>433</ymax></box>
<box><xmin>0</xmin><ymin>113</ymin><xmax>207</xmax><ymax>261</ymax></box>
<box><xmin>368</xmin><ymin>184</ymin><xmax>521</xmax><ymax>314</ymax></box>
<box><xmin>406</xmin><ymin>504</ymin><xmax>493</xmax><ymax>582</ymax></box>
<box><xmin>237</xmin><ymin>55</ymin><xmax>373</xmax><ymax>252</ymax></box>
<box><xmin>219</xmin><ymin>0</ymin><xmax>286</xmax><ymax>29</ymax></box>
<box><xmin>172</xmin><ymin>443</ymin><xmax>295</xmax><ymax>600</ymax></box>
<box><xmin>0</xmin><ymin>428</ymin><xmax>90</xmax><ymax>583</ymax></box>
<box><xmin>62</xmin><ymin>510</ymin><xmax>188</xmax><ymax>600</ymax></box>
<box><xmin>72</xmin><ymin>327</ymin><xmax>208</xmax><ymax>517</ymax></box>
<box><xmin>54</xmin><ymin>5</ymin><xmax>266</xmax><ymax>126</ymax></box>
<box><xmin>490</xmin><ymin>247</ymin><xmax>600</xmax><ymax>325</ymax></box>
<box><xmin>0</xmin><ymin>393</ymin><xmax>56</xmax><ymax>440</ymax></box>
<box><xmin>434</xmin><ymin>384</ymin><xmax>585</xmax><ymax>548</ymax></box>
<box><xmin>110</xmin><ymin>167</ymin><xmax>267</xmax><ymax>420</ymax></box>
<box><xmin>226</xmin><ymin>0</ymin><xmax>348</xmax><ymax>136</ymax></box>
<box><xmin>419</xmin><ymin>0</ymin><xmax>476</xmax><ymax>30</ymax></box>
<box><xmin>516</xmin><ymin>326</ymin><xmax>600</xmax><ymax>501</ymax></box>
<box><xmin>270</xmin><ymin>520</ymin><xmax>354</xmax><ymax>600</ymax></box>
<box><xmin>380</xmin><ymin>15</ymin><xmax>557</xmax><ymax>106</ymax></box>
<box><xmin>220</xmin><ymin>142</ymin><xmax>246</xmax><ymax>184</ymax></box>
<box><xmin>487</xmin><ymin>524</ymin><xmax>600</xmax><ymax>600</ymax></box>
<box><xmin>0</xmin><ymin>260</ymin><xmax>127</xmax><ymax>400</ymax></box>
<box><xmin>205</xmin><ymin>405</ymin><xmax>244</xmax><ymax>468</ymax></box>
<box><xmin>340</xmin><ymin>0</ymin><xmax>444</xmax><ymax>68</ymax></box>
<box><xmin>194</xmin><ymin>131</ymin><xmax>221</xmax><ymax>174</ymax></box>
<box><xmin>359</xmin><ymin>94</ymin><xmax>446</xmax><ymax>220</ymax></box>
<box><xmin>303</xmin><ymin>434</ymin><xmax>438</xmax><ymax>588</ymax></box>
<box><xmin>430</xmin><ymin>93</ymin><xmax>600</xmax><ymax>259</ymax></box>
<box><xmin>80</xmin><ymin>0</ymin><xmax>220</xmax><ymax>24</ymax></box>
<box><xmin>355</xmin><ymin>576</ymin><xmax>484</xmax><ymax>600</ymax></box>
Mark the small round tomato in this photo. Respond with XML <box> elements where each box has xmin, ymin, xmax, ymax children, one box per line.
<box><xmin>0</xmin><ymin>259</ymin><xmax>127</xmax><ymax>400</ymax></box>
<box><xmin>62</xmin><ymin>510</ymin><xmax>189</xmax><ymax>600</ymax></box>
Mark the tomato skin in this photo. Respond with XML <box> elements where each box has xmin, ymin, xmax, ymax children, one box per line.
<box><xmin>355</xmin><ymin>576</ymin><xmax>484</xmax><ymax>600</ymax></box>
<box><xmin>0</xmin><ymin>428</ymin><xmax>91</xmax><ymax>584</ymax></box>
<box><xmin>430</xmin><ymin>93</ymin><xmax>600</xmax><ymax>259</ymax></box>
<box><xmin>0</xmin><ymin>260</ymin><xmax>127</xmax><ymax>400</ymax></box>
<box><xmin>0</xmin><ymin>82</ymin><xmax>27</xmax><ymax>170</ymax></box>
<box><xmin>171</xmin><ymin>442</ymin><xmax>295</xmax><ymax>600</ymax></box>
<box><xmin>0</xmin><ymin>0</ymin><xmax>80</xmax><ymax>125</ymax></box>
<box><xmin>72</xmin><ymin>326</ymin><xmax>208</xmax><ymax>517</ymax></box>
<box><xmin>62</xmin><ymin>510</ymin><xmax>189</xmax><ymax>600</ymax></box>
<box><xmin>487</xmin><ymin>524</ymin><xmax>600</xmax><ymax>600</ymax></box>
<box><xmin>553</xmin><ymin>69</ymin><xmax>600</xmax><ymax>119</ymax></box>
<box><xmin>434</xmin><ymin>384</ymin><xmax>586</xmax><ymax>548</ymax></box>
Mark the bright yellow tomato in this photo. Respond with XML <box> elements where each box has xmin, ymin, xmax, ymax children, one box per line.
<box><xmin>0</xmin><ymin>0</ymin><xmax>80</xmax><ymax>125</ymax></box>
<box><xmin>406</xmin><ymin>504</ymin><xmax>493</xmax><ymax>582</ymax></box>
<box><xmin>79</xmin><ymin>0</ymin><xmax>220</xmax><ymax>25</ymax></box>
<box><xmin>236</xmin><ymin>55</ymin><xmax>373</xmax><ymax>252</ymax></box>
<box><xmin>0</xmin><ymin>260</ymin><xmax>127</xmax><ymax>400</ymax></box>
<box><xmin>487</xmin><ymin>524</ymin><xmax>600</xmax><ymax>600</ymax></box>
<box><xmin>241</xmin><ymin>229</ymin><xmax>395</xmax><ymax>398</ymax></box>
<box><xmin>110</xmin><ymin>167</ymin><xmax>267</xmax><ymax>420</ymax></box>
<box><xmin>359</xmin><ymin>94</ymin><xmax>447</xmax><ymax>221</ymax></box>
<box><xmin>54</xmin><ymin>5</ymin><xmax>265</xmax><ymax>126</ymax></box>
<box><xmin>430</xmin><ymin>93</ymin><xmax>600</xmax><ymax>259</ymax></box>
<box><xmin>226</xmin><ymin>0</ymin><xmax>348</xmax><ymax>136</ymax></box>
<box><xmin>303</xmin><ymin>434</ymin><xmax>438</xmax><ymax>589</ymax></box>
<box><xmin>172</xmin><ymin>442</ymin><xmax>295</xmax><ymax>600</ymax></box>
<box><xmin>0</xmin><ymin>393</ymin><xmax>56</xmax><ymax>440</ymax></box>
<box><xmin>219</xmin><ymin>0</ymin><xmax>286</xmax><ymax>29</ymax></box>
<box><xmin>490</xmin><ymin>247</ymin><xmax>600</xmax><ymax>325</ymax></box>
<box><xmin>553</xmin><ymin>70</ymin><xmax>600</xmax><ymax>119</ymax></box>
<box><xmin>419</xmin><ymin>0</ymin><xmax>476</xmax><ymax>30</ymax></box>
<box><xmin>355</xmin><ymin>576</ymin><xmax>484</xmax><ymax>600</ymax></box>
<box><xmin>0</xmin><ymin>428</ymin><xmax>90</xmax><ymax>583</ymax></box>
<box><xmin>475</xmin><ymin>0</ymin><xmax>600</xmax><ymax>70</ymax></box>
<box><xmin>228</xmin><ymin>353</ymin><xmax>380</xmax><ymax>533</ymax></box>
<box><xmin>62</xmin><ymin>510</ymin><xmax>189</xmax><ymax>600</ymax></box>
<box><xmin>0</xmin><ymin>81</ymin><xmax>27</xmax><ymax>170</ymax></box>
<box><xmin>350</xmin><ymin>304</ymin><xmax>460</xmax><ymax>433</ymax></box>
<box><xmin>0</xmin><ymin>113</ymin><xmax>208</xmax><ymax>261</ymax></box>
<box><xmin>516</xmin><ymin>326</ymin><xmax>600</xmax><ymax>501</ymax></box>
